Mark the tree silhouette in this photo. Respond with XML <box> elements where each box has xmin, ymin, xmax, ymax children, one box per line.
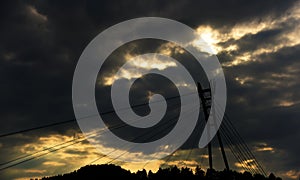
<box><xmin>40</xmin><ymin>164</ymin><xmax>282</xmax><ymax>180</ymax></box>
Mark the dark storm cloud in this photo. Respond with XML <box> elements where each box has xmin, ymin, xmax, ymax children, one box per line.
<box><xmin>0</xmin><ymin>0</ymin><xmax>299</xmax><ymax>179</ymax></box>
<box><xmin>84</xmin><ymin>0</ymin><xmax>296</xmax><ymax>28</ymax></box>
<box><xmin>0</xmin><ymin>1</ymin><xmax>97</xmax><ymax>136</ymax></box>
<box><xmin>0</xmin><ymin>0</ymin><xmax>296</xmax><ymax>134</ymax></box>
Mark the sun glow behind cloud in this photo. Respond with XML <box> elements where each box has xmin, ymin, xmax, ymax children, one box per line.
<box><xmin>101</xmin><ymin>4</ymin><xmax>300</xmax><ymax>88</ymax></box>
<box><xmin>193</xmin><ymin>1</ymin><xmax>300</xmax><ymax>67</ymax></box>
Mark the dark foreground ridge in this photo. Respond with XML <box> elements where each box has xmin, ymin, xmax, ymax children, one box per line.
<box><xmin>39</xmin><ymin>164</ymin><xmax>282</xmax><ymax>180</ymax></box>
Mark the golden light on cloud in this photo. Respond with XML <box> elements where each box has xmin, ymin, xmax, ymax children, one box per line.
<box><xmin>194</xmin><ymin>26</ymin><xmax>222</xmax><ymax>54</ymax></box>
<box><xmin>121</xmin><ymin>160</ymin><xmax>164</xmax><ymax>173</ymax></box>
<box><xmin>223</xmin><ymin>53</ymin><xmax>252</xmax><ymax>67</ymax></box>
<box><xmin>166</xmin><ymin>160</ymin><xmax>199</xmax><ymax>168</ymax></box>
<box><xmin>282</xmin><ymin>170</ymin><xmax>300</xmax><ymax>179</ymax></box>
<box><xmin>235</xmin><ymin>76</ymin><xmax>254</xmax><ymax>85</ymax></box>
<box><xmin>271</xmin><ymin>73</ymin><xmax>292</xmax><ymax>78</ymax></box>
<box><xmin>128</xmin><ymin>56</ymin><xmax>177</xmax><ymax>70</ymax></box>
<box><xmin>123</xmin><ymin>52</ymin><xmax>178</xmax><ymax>70</ymax></box>
<box><xmin>200</xmin><ymin>154</ymin><xmax>209</xmax><ymax>159</ymax></box>
<box><xmin>102</xmin><ymin>68</ymin><xmax>143</xmax><ymax>86</ymax></box>
<box><xmin>102</xmin><ymin>53</ymin><xmax>177</xmax><ymax>86</ymax></box>
<box><xmin>43</xmin><ymin>161</ymin><xmax>66</xmax><ymax>167</ymax></box>
<box><xmin>175</xmin><ymin>82</ymin><xmax>192</xmax><ymax>88</ymax></box>
<box><xmin>224</xmin><ymin>44</ymin><xmax>238</xmax><ymax>52</ymax></box>
<box><xmin>230</xmin><ymin>21</ymin><xmax>270</xmax><ymax>40</ymax></box>
<box><xmin>193</xmin><ymin>20</ymin><xmax>274</xmax><ymax>56</ymax></box>
<box><xmin>158</xmin><ymin>42</ymin><xmax>185</xmax><ymax>56</ymax></box>
<box><xmin>278</xmin><ymin>101</ymin><xmax>296</xmax><ymax>107</ymax></box>
<box><xmin>272</xmin><ymin>90</ymin><xmax>299</xmax><ymax>107</ymax></box>
<box><xmin>26</xmin><ymin>5</ymin><xmax>48</xmax><ymax>22</ymax></box>
<box><xmin>24</xmin><ymin>169</ymin><xmax>47</xmax><ymax>174</ymax></box>
<box><xmin>254</xmin><ymin>143</ymin><xmax>275</xmax><ymax>153</ymax></box>
<box><xmin>235</xmin><ymin>159</ymin><xmax>258</xmax><ymax>170</ymax></box>
<box><xmin>255</xmin><ymin>147</ymin><xmax>274</xmax><ymax>152</ymax></box>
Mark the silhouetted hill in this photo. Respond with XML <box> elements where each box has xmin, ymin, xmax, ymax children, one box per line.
<box><xmin>39</xmin><ymin>164</ymin><xmax>282</xmax><ymax>180</ymax></box>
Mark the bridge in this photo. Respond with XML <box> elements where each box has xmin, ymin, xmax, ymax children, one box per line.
<box><xmin>0</xmin><ymin>83</ymin><xmax>266</xmax><ymax>176</ymax></box>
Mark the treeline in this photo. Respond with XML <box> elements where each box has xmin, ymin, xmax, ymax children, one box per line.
<box><xmin>39</xmin><ymin>164</ymin><xmax>281</xmax><ymax>180</ymax></box>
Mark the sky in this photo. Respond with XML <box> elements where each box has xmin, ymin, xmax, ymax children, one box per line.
<box><xmin>0</xmin><ymin>0</ymin><xmax>300</xmax><ymax>180</ymax></box>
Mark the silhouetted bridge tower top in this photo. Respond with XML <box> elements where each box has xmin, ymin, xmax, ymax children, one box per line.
<box><xmin>195</xmin><ymin>82</ymin><xmax>266</xmax><ymax>175</ymax></box>
<box><xmin>197</xmin><ymin>82</ymin><xmax>229</xmax><ymax>171</ymax></box>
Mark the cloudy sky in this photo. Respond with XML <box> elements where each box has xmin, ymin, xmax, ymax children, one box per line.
<box><xmin>0</xmin><ymin>0</ymin><xmax>300</xmax><ymax>180</ymax></box>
